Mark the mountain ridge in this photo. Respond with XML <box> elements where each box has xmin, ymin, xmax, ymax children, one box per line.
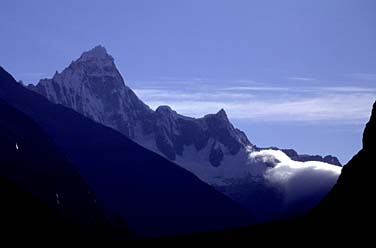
<box><xmin>29</xmin><ymin>46</ymin><xmax>340</xmax><ymax>168</ymax></box>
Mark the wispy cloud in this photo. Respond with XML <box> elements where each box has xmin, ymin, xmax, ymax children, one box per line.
<box><xmin>141</xmin><ymin>94</ymin><xmax>375</xmax><ymax>123</ymax></box>
<box><xmin>347</xmin><ymin>73</ymin><xmax>376</xmax><ymax>81</ymax></box>
<box><xmin>134</xmin><ymin>85</ymin><xmax>376</xmax><ymax>123</ymax></box>
<box><xmin>220</xmin><ymin>86</ymin><xmax>290</xmax><ymax>92</ymax></box>
<box><xmin>127</xmin><ymin>77</ymin><xmax>213</xmax><ymax>90</ymax></box>
<box><xmin>232</xmin><ymin>79</ymin><xmax>257</xmax><ymax>84</ymax></box>
<box><xmin>156</xmin><ymin>76</ymin><xmax>211</xmax><ymax>82</ymax></box>
<box><xmin>287</xmin><ymin>76</ymin><xmax>318</xmax><ymax>82</ymax></box>
<box><xmin>314</xmin><ymin>86</ymin><xmax>376</xmax><ymax>93</ymax></box>
<box><xmin>221</xmin><ymin>86</ymin><xmax>376</xmax><ymax>93</ymax></box>
<box><xmin>134</xmin><ymin>89</ymin><xmax>255</xmax><ymax>101</ymax></box>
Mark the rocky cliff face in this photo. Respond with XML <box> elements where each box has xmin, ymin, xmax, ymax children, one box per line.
<box><xmin>152</xmin><ymin>106</ymin><xmax>252</xmax><ymax>162</ymax></box>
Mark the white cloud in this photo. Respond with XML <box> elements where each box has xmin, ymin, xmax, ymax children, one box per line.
<box><xmin>250</xmin><ymin>149</ymin><xmax>341</xmax><ymax>207</ymax></box>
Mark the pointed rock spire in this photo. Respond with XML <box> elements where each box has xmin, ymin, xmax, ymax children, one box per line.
<box><xmin>216</xmin><ymin>108</ymin><xmax>228</xmax><ymax>120</ymax></box>
<box><xmin>78</xmin><ymin>45</ymin><xmax>113</xmax><ymax>62</ymax></box>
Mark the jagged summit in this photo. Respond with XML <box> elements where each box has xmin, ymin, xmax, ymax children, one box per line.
<box><xmin>217</xmin><ymin>108</ymin><xmax>227</xmax><ymax>116</ymax></box>
<box><xmin>78</xmin><ymin>45</ymin><xmax>113</xmax><ymax>62</ymax></box>
<box><xmin>215</xmin><ymin>108</ymin><xmax>229</xmax><ymax>121</ymax></box>
<box><xmin>204</xmin><ymin>108</ymin><xmax>230</xmax><ymax>123</ymax></box>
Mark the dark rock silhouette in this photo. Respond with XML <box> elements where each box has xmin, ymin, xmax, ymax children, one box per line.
<box><xmin>0</xmin><ymin>176</ymin><xmax>77</xmax><ymax>242</ymax></box>
<box><xmin>309</xmin><ymin>100</ymin><xmax>376</xmax><ymax>236</ymax></box>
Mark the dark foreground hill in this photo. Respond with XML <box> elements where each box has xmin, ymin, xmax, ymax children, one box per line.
<box><xmin>0</xmin><ymin>66</ymin><xmax>251</xmax><ymax>237</ymax></box>
<box><xmin>0</xmin><ymin>100</ymin><xmax>128</xmax><ymax>242</ymax></box>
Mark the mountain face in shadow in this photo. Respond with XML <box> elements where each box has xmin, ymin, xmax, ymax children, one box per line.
<box><xmin>0</xmin><ymin>100</ymin><xmax>127</xmax><ymax>241</ymax></box>
<box><xmin>0</xmin><ymin>66</ymin><xmax>251</xmax><ymax>237</ymax></box>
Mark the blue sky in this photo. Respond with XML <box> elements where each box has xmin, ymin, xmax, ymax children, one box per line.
<box><xmin>1</xmin><ymin>0</ymin><xmax>375</xmax><ymax>163</ymax></box>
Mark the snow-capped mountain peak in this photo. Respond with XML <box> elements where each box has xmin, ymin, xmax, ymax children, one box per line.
<box><xmin>30</xmin><ymin>45</ymin><xmax>340</xmax><ymax>170</ymax></box>
<box><xmin>29</xmin><ymin>46</ymin><xmax>342</xmax><ymax>223</ymax></box>
<box><xmin>30</xmin><ymin>46</ymin><xmax>254</xmax><ymax>168</ymax></box>
<box><xmin>29</xmin><ymin>46</ymin><xmax>153</xmax><ymax>138</ymax></box>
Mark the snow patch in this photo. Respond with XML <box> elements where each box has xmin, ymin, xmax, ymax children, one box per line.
<box><xmin>175</xmin><ymin>142</ymin><xmax>255</xmax><ymax>185</ymax></box>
